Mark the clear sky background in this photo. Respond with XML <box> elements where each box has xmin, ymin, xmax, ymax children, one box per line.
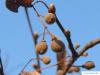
<box><xmin>0</xmin><ymin>0</ymin><xmax>100</xmax><ymax>75</ymax></box>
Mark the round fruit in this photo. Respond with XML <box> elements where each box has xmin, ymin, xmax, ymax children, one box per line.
<box><xmin>36</xmin><ymin>40</ymin><xmax>48</xmax><ymax>54</ymax></box>
<box><xmin>82</xmin><ymin>61</ymin><xmax>95</xmax><ymax>70</ymax></box>
<box><xmin>42</xmin><ymin>56</ymin><xmax>51</xmax><ymax>64</ymax></box>
<box><xmin>51</xmin><ymin>39</ymin><xmax>65</xmax><ymax>52</ymax></box>
<box><xmin>48</xmin><ymin>3</ymin><xmax>56</xmax><ymax>14</ymax></box>
<box><xmin>44</xmin><ymin>13</ymin><xmax>56</xmax><ymax>24</ymax></box>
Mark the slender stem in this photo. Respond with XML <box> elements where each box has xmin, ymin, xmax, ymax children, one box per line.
<box><xmin>19</xmin><ymin>58</ymin><xmax>42</xmax><ymax>74</ymax></box>
<box><xmin>33</xmin><ymin>0</ymin><xmax>48</xmax><ymax>9</ymax></box>
<box><xmin>37</xmin><ymin>56</ymin><xmax>68</xmax><ymax>72</ymax></box>
<box><xmin>24</xmin><ymin>7</ymin><xmax>34</xmax><ymax>43</ymax></box>
<box><xmin>32</xmin><ymin>6</ymin><xmax>52</xmax><ymax>36</ymax></box>
<box><xmin>43</xmin><ymin>29</ymin><xmax>46</xmax><ymax>40</ymax></box>
<box><xmin>24</xmin><ymin>7</ymin><xmax>41</xmax><ymax>73</ymax></box>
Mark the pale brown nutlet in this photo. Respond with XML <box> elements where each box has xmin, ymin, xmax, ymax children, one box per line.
<box><xmin>42</xmin><ymin>56</ymin><xmax>51</xmax><ymax>64</ymax></box>
<box><xmin>48</xmin><ymin>3</ymin><xmax>56</xmax><ymax>14</ymax></box>
<box><xmin>51</xmin><ymin>39</ymin><xmax>65</xmax><ymax>52</ymax></box>
<box><xmin>82</xmin><ymin>61</ymin><xmax>95</xmax><ymax>70</ymax></box>
<box><xmin>36</xmin><ymin>40</ymin><xmax>48</xmax><ymax>55</ymax></box>
<box><xmin>44</xmin><ymin>13</ymin><xmax>56</xmax><ymax>24</ymax></box>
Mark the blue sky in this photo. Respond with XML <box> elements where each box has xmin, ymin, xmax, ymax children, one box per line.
<box><xmin>0</xmin><ymin>0</ymin><xmax>100</xmax><ymax>75</ymax></box>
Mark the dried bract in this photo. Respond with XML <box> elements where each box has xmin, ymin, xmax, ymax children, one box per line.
<box><xmin>6</xmin><ymin>0</ymin><xmax>19</xmax><ymax>12</ymax></box>
<box><xmin>48</xmin><ymin>3</ymin><xmax>56</xmax><ymax>14</ymax></box>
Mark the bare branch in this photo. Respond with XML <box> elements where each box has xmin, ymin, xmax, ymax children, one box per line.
<box><xmin>79</xmin><ymin>38</ymin><xmax>100</xmax><ymax>56</ymax></box>
<box><xmin>55</xmin><ymin>15</ymin><xmax>78</xmax><ymax>57</ymax></box>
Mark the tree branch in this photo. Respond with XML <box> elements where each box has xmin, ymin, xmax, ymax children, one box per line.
<box><xmin>55</xmin><ymin>14</ymin><xmax>78</xmax><ymax>57</ymax></box>
<box><xmin>79</xmin><ymin>38</ymin><xmax>100</xmax><ymax>56</ymax></box>
<box><xmin>63</xmin><ymin>38</ymin><xmax>100</xmax><ymax>74</ymax></box>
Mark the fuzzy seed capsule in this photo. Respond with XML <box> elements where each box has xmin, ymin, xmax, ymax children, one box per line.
<box><xmin>44</xmin><ymin>13</ymin><xmax>56</xmax><ymax>24</ymax></box>
<box><xmin>82</xmin><ymin>61</ymin><xmax>95</xmax><ymax>70</ymax></box>
<box><xmin>51</xmin><ymin>39</ymin><xmax>65</xmax><ymax>52</ymax></box>
<box><xmin>36</xmin><ymin>40</ymin><xmax>48</xmax><ymax>55</ymax></box>
<box><xmin>42</xmin><ymin>56</ymin><xmax>51</xmax><ymax>64</ymax></box>
<box><xmin>48</xmin><ymin>3</ymin><xmax>56</xmax><ymax>14</ymax></box>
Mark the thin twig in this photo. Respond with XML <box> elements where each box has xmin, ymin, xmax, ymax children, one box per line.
<box><xmin>32</xmin><ymin>6</ymin><xmax>52</xmax><ymax>36</ymax></box>
<box><xmin>33</xmin><ymin>0</ymin><xmax>49</xmax><ymax>9</ymax></box>
<box><xmin>19</xmin><ymin>58</ymin><xmax>42</xmax><ymax>74</ymax></box>
<box><xmin>79</xmin><ymin>38</ymin><xmax>100</xmax><ymax>56</ymax></box>
<box><xmin>63</xmin><ymin>38</ymin><xmax>100</xmax><ymax>74</ymax></box>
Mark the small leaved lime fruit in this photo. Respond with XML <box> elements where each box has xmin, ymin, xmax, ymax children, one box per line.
<box><xmin>42</xmin><ymin>56</ymin><xmax>51</xmax><ymax>64</ymax></box>
<box><xmin>82</xmin><ymin>61</ymin><xmax>95</xmax><ymax>70</ymax></box>
<box><xmin>51</xmin><ymin>39</ymin><xmax>65</xmax><ymax>52</ymax></box>
<box><xmin>36</xmin><ymin>40</ymin><xmax>48</xmax><ymax>55</ymax></box>
<box><xmin>45</xmin><ymin>13</ymin><xmax>56</xmax><ymax>24</ymax></box>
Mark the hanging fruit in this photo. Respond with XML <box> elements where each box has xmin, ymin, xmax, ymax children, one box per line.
<box><xmin>42</xmin><ymin>56</ymin><xmax>51</xmax><ymax>64</ymax></box>
<box><xmin>44</xmin><ymin>13</ymin><xmax>56</xmax><ymax>24</ymax></box>
<box><xmin>51</xmin><ymin>39</ymin><xmax>65</xmax><ymax>52</ymax></box>
<box><xmin>82</xmin><ymin>61</ymin><xmax>95</xmax><ymax>70</ymax></box>
<box><xmin>36</xmin><ymin>40</ymin><xmax>48</xmax><ymax>55</ymax></box>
